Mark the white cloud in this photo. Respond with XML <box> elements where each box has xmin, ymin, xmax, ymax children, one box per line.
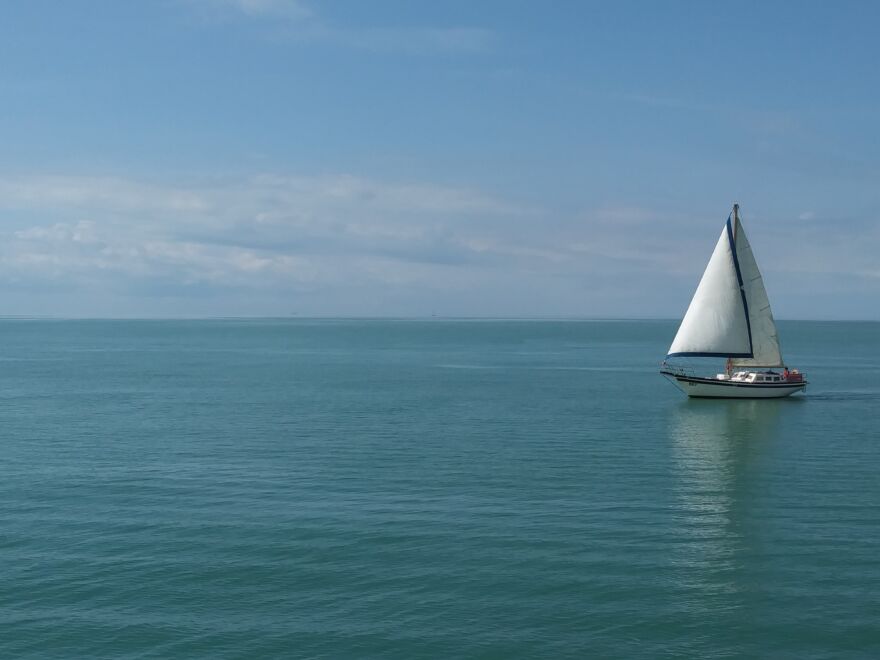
<box><xmin>0</xmin><ymin>173</ymin><xmax>531</xmax><ymax>304</ymax></box>
<box><xmin>231</xmin><ymin>0</ymin><xmax>311</xmax><ymax>18</ymax></box>
<box><xmin>319</xmin><ymin>26</ymin><xmax>495</xmax><ymax>54</ymax></box>
<box><xmin>182</xmin><ymin>0</ymin><xmax>494</xmax><ymax>54</ymax></box>
<box><xmin>0</xmin><ymin>177</ymin><xmax>209</xmax><ymax>214</ymax></box>
<box><xmin>0</xmin><ymin>173</ymin><xmax>876</xmax><ymax>317</ymax></box>
<box><xmin>191</xmin><ymin>0</ymin><xmax>312</xmax><ymax>20</ymax></box>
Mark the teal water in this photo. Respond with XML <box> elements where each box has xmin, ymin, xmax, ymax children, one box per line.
<box><xmin>1</xmin><ymin>319</ymin><xmax>878</xmax><ymax>658</ymax></box>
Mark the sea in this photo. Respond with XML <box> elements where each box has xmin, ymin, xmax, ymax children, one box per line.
<box><xmin>1</xmin><ymin>319</ymin><xmax>878</xmax><ymax>659</ymax></box>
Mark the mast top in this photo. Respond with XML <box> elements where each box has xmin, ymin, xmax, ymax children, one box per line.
<box><xmin>733</xmin><ymin>203</ymin><xmax>740</xmax><ymax>223</ymax></box>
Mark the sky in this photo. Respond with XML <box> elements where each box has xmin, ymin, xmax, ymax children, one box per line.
<box><xmin>0</xmin><ymin>0</ymin><xmax>878</xmax><ymax>319</ymax></box>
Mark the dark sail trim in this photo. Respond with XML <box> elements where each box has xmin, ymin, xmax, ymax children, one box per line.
<box><xmin>726</xmin><ymin>215</ymin><xmax>754</xmax><ymax>356</ymax></box>
<box><xmin>666</xmin><ymin>351</ymin><xmax>753</xmax><ymax>358</ymax></box>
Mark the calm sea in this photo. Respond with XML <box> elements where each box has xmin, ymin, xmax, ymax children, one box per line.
<box><xmin>1</xmin><ymin>319</ymin><xmax>878</xmax><ymax>658</ymax></box>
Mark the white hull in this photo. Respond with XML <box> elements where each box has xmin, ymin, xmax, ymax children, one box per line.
<box><xmin>661</xmin><ymin>371</ymin><xmax>806</xmax><ymax>398</ymax></box>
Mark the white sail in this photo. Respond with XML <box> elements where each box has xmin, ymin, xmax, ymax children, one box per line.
<box><xmin>667</xmin><ymin>221</ymin><xmax>752</xmax><ymax>358</ymax></box>
<box><xmin>729</xmin><ymin>217</ymin><xmax>784</xmax><ymax>367</ymax></box>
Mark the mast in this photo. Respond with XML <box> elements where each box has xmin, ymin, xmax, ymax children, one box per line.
<box><xmin>728</xmin><ymin>207</ymin><xmax>741</xmax><ymax>379</ymax></box>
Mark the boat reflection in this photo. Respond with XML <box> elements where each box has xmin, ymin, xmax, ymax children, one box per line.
<box><xmin>666</xmin><ymin>399</ymin><xmax>784</xmax><ymax>597</ymax></box>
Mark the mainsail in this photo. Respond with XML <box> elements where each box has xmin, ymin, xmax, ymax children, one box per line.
<box><xmin>667</xmin><ymin>207</ymin><xmax>784</xmax><ymax>367</ymax></box>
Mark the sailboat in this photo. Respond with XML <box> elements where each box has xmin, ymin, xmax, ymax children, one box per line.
<box><xmin>660</xmin><ymin>204</ymin><xmax>807</xmax><ymax>398</ymax></box>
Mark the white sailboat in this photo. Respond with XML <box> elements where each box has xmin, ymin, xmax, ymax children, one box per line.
<box><xmin>660</xmin><ymin>204</ymin><xmax>807</xmax><ymax>398</ymax></box>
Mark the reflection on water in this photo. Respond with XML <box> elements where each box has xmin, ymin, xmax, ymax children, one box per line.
<box><xmin>666</xmin><ymin>399</ymin><xmax>784</xmax><ymax>598</ymax></box>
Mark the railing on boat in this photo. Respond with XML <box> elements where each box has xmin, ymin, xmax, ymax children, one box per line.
<box><xmin>659</xmin><ymin>362</ymin><xmax>694</xmax><ymax>377</ymax></box>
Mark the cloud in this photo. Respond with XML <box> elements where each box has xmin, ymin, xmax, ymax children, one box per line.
<box><xmin>182</xmin><ymin>0</ymin><xmax>494</xmax><ymax>54</ymax></box>
<box><xmin>1</xmin><ymin>174</ymin><xmax>876</xmax><ymax>317</ymax></box>
<box><xmin>0</xmin><ymin>176</ymin><xmax>209</xmax><ymax>214</ymax></box>
<box><xmin>0</xmin><ymin>174</ymin><xmax>535</xmax><ymax>309</ymax></box>
<box><xmin>315</xmin><ymin>26</ymin><xmax>495</xmax><ymax>55</ymax></box>
<box><xmin>0</xmin><ymin>173</ymin><xmax>669</xmax><ymax>315</ymax></box>
<box><xmin>227</xmin><ymin>0</ymin><xmax>312</xmax><ymax>18</ymax></box>
<box><xmin>189</xmin><ymin>0</ymin><xmax>312</xmax><ymax>20</ymax></box>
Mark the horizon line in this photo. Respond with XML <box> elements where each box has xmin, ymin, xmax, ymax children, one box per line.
<box><xmin>0</xmin><ymin>315</ymin><xmax>877</xmax><ymax>323</ymax></box>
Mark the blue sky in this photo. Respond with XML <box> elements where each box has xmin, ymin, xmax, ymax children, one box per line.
<box><xmin>0</xmin><ymin>0</ymin><xmax>877</xmax><ymax>318</ymax></box>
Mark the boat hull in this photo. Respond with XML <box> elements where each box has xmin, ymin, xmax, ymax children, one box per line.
<box><xmin>661</xmin><ymin>371</ymin><xmax>807</xmax><ymax>398</ymax></box>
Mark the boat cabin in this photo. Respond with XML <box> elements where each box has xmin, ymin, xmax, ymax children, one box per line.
<box><xmin>733</xmin><ymin>371</ymin><xmax>782</xmax><ymax>383</ymax></box>
<box><xmin>715</xmin><ymin>370</ymin><xmax>801</xmax><ymax>383</ymax></box>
